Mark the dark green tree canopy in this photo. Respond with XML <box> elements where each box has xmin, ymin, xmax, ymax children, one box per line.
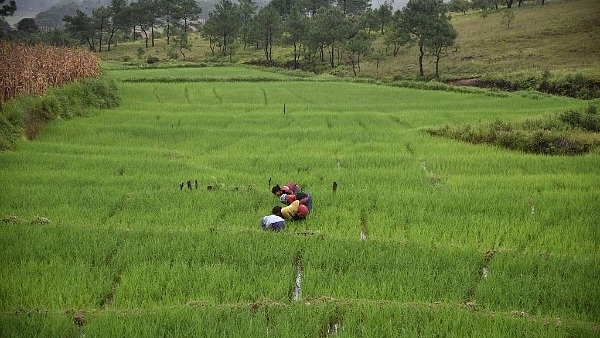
<box><xmin>204</xmin><ymin>0</ymin><xmax>241</xmax><ymax>56</ymax></box>
<box><xmin>63</xmin><ymin>10</ymin><xmax>95</xmax><ymax>50</ymax></box>
<box><xmin>399</xmin><ymin>0</ymin><xmax>456</xmax><ymax>77</ymax></box>
<box><xmin>0</xmin><ymin>0</ymin><xmax>16</xmax><ymax>19</ymax></box>
<box><xmin>16</xmin><ymin>17</ymin><xmax>39</xmax><ymax>33</ymax></box>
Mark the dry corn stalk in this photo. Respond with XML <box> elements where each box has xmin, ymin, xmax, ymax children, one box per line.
<box><xmin>0</xmin><ymin>41</ymin><xmax>100</xmax><ymax>106</ymax></box>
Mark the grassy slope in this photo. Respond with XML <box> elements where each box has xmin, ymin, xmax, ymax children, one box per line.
<box><xmin>442</xmin><ymin>0</ymin><xmax>600</xmax><ymax>78</ymax></box>
<box><xmin>98</xmin><ymin>0</ymin><xmax>600</xmax><ymax>81</ymax></box>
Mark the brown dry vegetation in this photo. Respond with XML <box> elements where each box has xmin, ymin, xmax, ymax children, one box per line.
<box><xmin>0</xmin><ymin>41</ymin><xmax>100</xmax><ymax>105</ymax></box>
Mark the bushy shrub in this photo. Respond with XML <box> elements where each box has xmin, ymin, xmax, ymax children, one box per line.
<box><xmin>0</xmin><ymin>113</ymin><xmax>20</xmax><ymax>150</ymax></box>
<box><xmin>428</xmin><ymin>106</ymin><xmax>600</xmax><ymax>155</ymax></box>
<box><xmin>582</xmin><ymin>113</ymin><xmax>600</xmax><ymax>132</ymax></box>
<box><xmin>0</xmin><ymin>99</ymin><xmax>26</xmax><ymax>128</ymax></box>
<box><xmin>526</xmin><ymin>130</ymin><xmax>553</xmax><ymax>154</ymax></box>
<box><xmin>32</xmin><ymin>94</ymin><xmax>61</xmax><ymax>120</ymax></box>
<box><xmin>54</xmin><ymin>85</ymin><xmax>85</xmax><ymax>117</ymax></box>
<box><xmin>81</xmin><ymin>76</ymin><xmax>119</xmax><ymax>109</ymax></box>
<box><xmin>559</xmin><ymin>106</ymin><xmax>599</xmax><ymax>131</ymax></box>
<box><xmin>328</xmin><ymin>65</ymin><xmax>354</xmax><ymax>77</ymax></box>
<box><xmin>496</xmin><ymin>130</ymin><xmax>521</xmax><ymax>149</ymax></box>
<box><xmin>551</xmin><ymin>137</ymin><xmax>589</xmax><ymax>155</ymax></box>
<box><xmin>475</xmin><ymin>73</ymin><xmax>600</xmax><ymax>99</ymax></box>
<box><xmin>559</xmin><ymin>109</ymin><xmax>582</xmax><ymax>127</ymax></box>
<box><xmin>147</xmin><ymin>55</ymin><xmax>160</xmax><ymax>64</ymax></box>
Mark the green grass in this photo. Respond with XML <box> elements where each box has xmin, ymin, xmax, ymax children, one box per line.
<box><xmin>0</xmin><ymin>66</ymin><xmax>598</xmax><ymax>336</ymax></box>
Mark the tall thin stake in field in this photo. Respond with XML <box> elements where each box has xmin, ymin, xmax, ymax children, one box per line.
<box><xmin>360</xmin><ymin>214</ymin><xmax>368</xmax><ymax>241</ymax></box>
<box><xmin>290</xmin><ymin>250</ymin><xmax>303</xmax><ymax>301</ymax></box>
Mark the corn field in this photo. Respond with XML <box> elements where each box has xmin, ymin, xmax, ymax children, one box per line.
<box><xmin>0</xmin><ymin>41</ymin><xmax>100</xmax><ymax>106</ymax></box>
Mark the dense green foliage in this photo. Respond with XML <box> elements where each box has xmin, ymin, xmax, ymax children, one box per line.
<box><xmin>428</xmin><ymin>105</ymin><xmax>600</xmax><ymax>155</ymax></box>
<box><xmin>0</xmin><ymin>75</ymin><xmax>119</xmax><ymax>150</ymax></box>
<box><xmin>469</xmin><ymin>73</ymin><xmax>600</xmax><ymax>100</ymax></box>
<box><xmin>0</xmin><ymin>66</ymin><xmax>598</xmax><ymax>336</ymax></box>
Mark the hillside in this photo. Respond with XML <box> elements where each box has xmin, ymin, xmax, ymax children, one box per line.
<box><xmin>344</xmin><ymin>0</ymin><xmax>600</xmax><ymax>82</ymax></box>
<box><xmin>98</xmin><ymin>0</ymin><xmax>600</xmax><ymax>96</ymax></box>
<box><xmin>443</xmin><ymin>0</ymin><xmax>600</xmax><ymax>79</ymax></box>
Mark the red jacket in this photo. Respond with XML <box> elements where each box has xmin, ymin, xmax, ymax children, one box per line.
<box><xmin>280</xmin><ymin>182</ymin><xmax>300</xmax><ymax>195</ymax></box>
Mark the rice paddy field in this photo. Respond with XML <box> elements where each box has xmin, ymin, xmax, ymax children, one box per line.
<box><xmin>1</xmin><ymin>66</ymin><xmax>599</xmax><ymax>337</ymax></box>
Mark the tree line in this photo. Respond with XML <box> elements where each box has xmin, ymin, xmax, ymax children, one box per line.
<box><xmin>200</xmin><ymin>0</ymin><xmax>458</xmax><ymax>78</ymax></box>
<box><xmin>2</xmin><ymin>0</ymin><xmax>463</xmax><ymax>78</ymax></box>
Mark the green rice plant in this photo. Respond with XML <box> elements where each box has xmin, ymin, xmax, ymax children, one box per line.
<box><xmin>4</xmin><ymin>300</ymin><xmax>597</xmax><ymax>337</ymax></box>
<box><xmin>475</xmin><ymin>250</ymin><xmax>600</xmax><ymax>322</ymax></box>
<box><xmin>0</xmin><ymin>66</ymin><xmax>598</xmax><ymax>336</ymax></box>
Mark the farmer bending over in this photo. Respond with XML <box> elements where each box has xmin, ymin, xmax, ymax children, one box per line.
<box><xmin>260</xmin><ymin>214</ymin><xmax>286</xmax><ymax>231</ymax></box>
<box><xmin>271</xmin><ymin>181</ymin><xmax>301</xmax><ymax>197</ymax></box>
<box><xmin>272</xmin><ymin>200</ymin><xmax>309</xmax><ymax>221</ymax></box>
<box><xmin>280</xmin><ymin>192</ymin><xmax>313</xmax><ymax>212</ymax></box>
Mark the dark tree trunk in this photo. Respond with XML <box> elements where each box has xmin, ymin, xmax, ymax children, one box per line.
<box><xmin>268</xmin><ymin>32</ymin><xmax>273</xmax><ymax>61</ymax></box>
<box><xmin>86</xmin><ymin>37</ymin><xmax>94</xmax><ymax>51</ymax></box>
<box><xmin>293</xmin><ymin>41</ymin><xmax>298</xmax><ymax>69</ymax></box>
<box><xmin>330</xmin><ymin>45</ymin><xmax>334</xmax><ymax>68</ymax></box>
<box><xmin>435</xmin><ymin>47</ymin><xmax>441</xmax><ymax>79</ymax></box>
<box><xmin>151</xmin><ymin>25</ymin><xmax>155</xmax><ymax>47</ymax></box>
<box><xmin>98</xmin><ymin>31</ymin><xmax>103</xmax><ymax>52</ymax></box>
<box><xmin>139</xmin><ymin>26</ymin><xmax>148</xmax><ymax>48</ymax></box>
<box><xmin>166</xmin><ymin>22</ymin><xmax>170</xmax><ymax>44</ymax></box>
<box><xmin>349</xmin><ymin>52</ymin><xmax>356</xmax><ymax>76</ymax></box>
<box><xmin>418</xmin><ymin>42</ymin><xmax>424</xmax><ymax>77</ymax></box>
<box><xmin>320</xmin><ymin>44</ymin><xmax>324</xmax><ymax>62</ymax></box>
<box><xmin>107</xmin><ymin>27</ymin><xmax>116</xmax><ymax>51</ymax></box>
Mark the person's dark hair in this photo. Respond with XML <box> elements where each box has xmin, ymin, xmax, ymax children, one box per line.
<box><xmin>271</xmin><ymin>185</ymin><xmax>281</xmax><ymax>195</ymax></box>
<box><xmin>272</xmin><ymin>206</ymin><xmax>282</xmax><ymax>215</ymax></box>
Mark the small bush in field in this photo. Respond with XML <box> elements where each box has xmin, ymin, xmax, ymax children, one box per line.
<box><xmin>82</xmin><ymin>76</ymin><xmax>120</xmax><ymax>109</ymax></box>
<box><xmin>559</xmin><ymin>109</ymin><xmax>581</xmax><ymax>127</ymax></box>
<box><xmin>147</xmin><ymin>56</ymin><xmax>160</xmax><ymax>64</ymax></box>
<box><xmin>558</xmin><ymin>106</ymin><xmax>600</xmax><ymax>132</ymax></box>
